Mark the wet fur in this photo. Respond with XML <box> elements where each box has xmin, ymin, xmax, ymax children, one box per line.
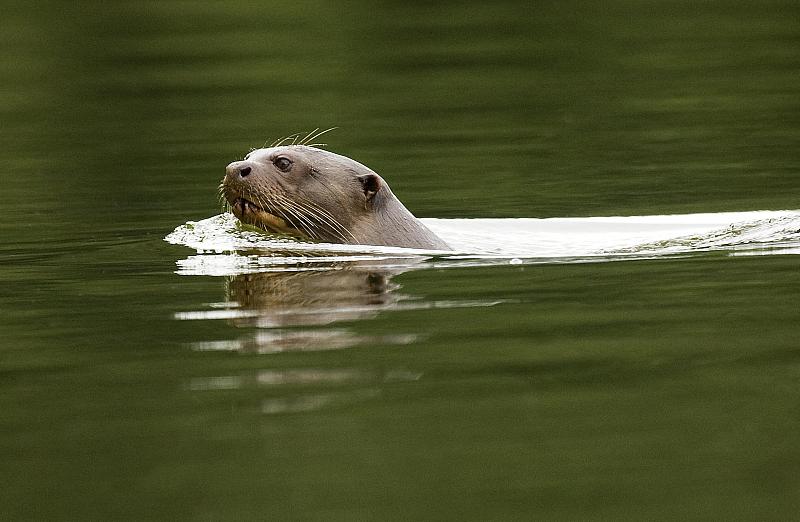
<box><xmin>221</xmin><ymin>144</ymin><xmax>450</xmax><ymax>250</ymax></box>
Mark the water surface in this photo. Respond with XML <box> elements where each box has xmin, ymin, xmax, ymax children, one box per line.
<box><xmin>2</xmin><ymin>1</ymin><xmax>800</xmax><ymax>520</ymax></box>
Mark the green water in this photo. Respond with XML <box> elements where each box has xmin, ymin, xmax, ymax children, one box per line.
<box><xmin>2</xmin><ymin>1</ymin><xmax>799</xmax><ymax>520</ymax></box>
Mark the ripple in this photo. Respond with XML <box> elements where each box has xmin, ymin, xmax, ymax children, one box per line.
<box><xmin>165</xmin><ymin>210</ymin><xmax>800</xmax><ymax>276</ymax></box>
<box><xmin>189</xmin><ymin>329</ymin><xmax>418</xmax><ymax>354</ymax></box>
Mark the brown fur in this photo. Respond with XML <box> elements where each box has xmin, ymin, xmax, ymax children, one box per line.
<box><xmin>221</xmin><ymin>145</ymin><xmax>450</xmax><ymax>250</ymax></box>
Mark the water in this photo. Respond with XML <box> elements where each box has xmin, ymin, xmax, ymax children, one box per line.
<box><xmin>167</xmin><ymin>210</ymin><xmax>800</xmax><ymax>267</ymax></box>
<box><xmin>3</xmin><ymin>1</ymin><xmax>800</xmax><ymax>520</ymax></box>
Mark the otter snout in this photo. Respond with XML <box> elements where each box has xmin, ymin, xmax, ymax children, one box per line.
<box><xmin>226</xmin><ymin>161</ymin><xmax>253</xmax><ymax>179</ymax></box>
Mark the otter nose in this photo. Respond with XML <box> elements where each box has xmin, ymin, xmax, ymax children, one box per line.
<box><xmin>226</xmin><ymin>161</ymin><xmax>253</xmax><ymax>178</ymax></box>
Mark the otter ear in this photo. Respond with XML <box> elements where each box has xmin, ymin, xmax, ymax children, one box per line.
<box><xmin>357</xmin><ymin>174</ymin><xmax>381</xmax><ymax>202</ymax></box>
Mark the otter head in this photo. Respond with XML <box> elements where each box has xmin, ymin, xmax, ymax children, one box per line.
<box><xmin>221</xmin><ymin>145</ymin><xmax>385</xmax><ymax>243</ymax></box>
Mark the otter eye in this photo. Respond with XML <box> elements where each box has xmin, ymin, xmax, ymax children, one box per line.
<box><xmin>273</xmin><ymin>157</ymin><xmax>293</xmax><ymax>172</ymax></box>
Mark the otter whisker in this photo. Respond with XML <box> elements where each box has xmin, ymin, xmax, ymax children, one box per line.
<box><xmin>285</xmin><ymin>194</ymin><xmax>345</xmax><ymax>230</ymax></box>
<box><xmin>298</xmin><ymin>202</ymin><xmax>353</xmax><ymax>241</ymax></box>
<box><xmin>271</xmin><ymin>133</ymin><xmax>302</xmax><ymax>148</ymax></box>
<box><xmin>272</xmin><ymin>194</ymin><xmax>325</xmax><ymax>240</ymax></box>
<box><xmin>282</xmin><ymin>134</ymin><xmax>301</xmax><ymax>147</ymax></box>
<box><xmin>274</xmin><ymin>193</ymin><xmax>343</xmax><ymax>241</ymax></box>
<box><xmin>248</xmin><ymin>191</ymin><xmax>300</xmax><ymax>236</ymax></box>
<box><xmin>253</xmin><ymin>191</ymin><xmax>323</xmax><ymax>241</ymax></box>
<box><xmin>301</xmin><ymin>127</ymin><xmax>337</xmax><ymax>146</ymax></box>
<box><xmin>264</xmin><ymin>128</ymin><xmax>337</xmax><ymax>149</ymax></box>
<box><xmin>274</xmin><ymin>201</ymin><xmax>318</xmax><ymax>239</ymax></box>
<box><xmin>299</xmin><ymin>128</ymin><xmax>319</xmax><ymax>146</ymax></box>
<box><xmin>251</xmin><ymin>191</ymin><xmax>284</xmax><ymax>222</ymax></box>
<box><xmin>217</xmin><ymin>183</ymin><xmax>230</xmax><ymax>212</ymax></box>
<box><xmin>288</xmin><ymin>195</ymin><xmax>355</xmax><ymax>242</ymax></box>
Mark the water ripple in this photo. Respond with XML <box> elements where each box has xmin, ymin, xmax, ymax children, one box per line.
<box><xmin>165</xmin><ymin>210</ymin><xmax>800</xmax><ymax>276</ymax></box>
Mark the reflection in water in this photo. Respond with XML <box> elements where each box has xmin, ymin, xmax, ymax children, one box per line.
<box><xmin>218</xmin><ymin>263</ymin><xmax>415</xmax><ymax>354</ymax></box>
<box><xmin>179</xmin><ymin>261</ymin><xmax>417</xmax><ymax>354</ymax></box>
<box><xmin>192</xmin><ymin>329</ymin><xmax>418</xmax><ymax>355</ymax></box>
<box><xmin>188</xmin><ymin>368</ymin><xmax>422</xmax><ymax>391</ymax></box>
<box><xmin>260</xmin><ymin>390</ymin><xmax>382</xmax><ymax>415</ymax></box>
<box><xmin>169</xmin><ymin>208</ymin><xmax>800</xmax><ymax>360</ymax></box>
<box><xmin>177</xmin><ymin>259</ymin><xmax>504</xmax><ymax>354</ymax></box>
<box><xmin>225</xmin><ymin>267</ymin><xmax>403</xmax><ymax>327</ymax></box>
<box><xmin>187</xmin><ymin>366</ymin><xmax>423</xmax><ymax>415</ymax></box>
<box><xmin>179</xmin><ymin>262</ymin><xmax>427</xmax><ymax>414</ymax></box>
<box><xmin>167</xmin><ymin>209</ymin><xmax>800</xmax><ymax>415</ymax></box>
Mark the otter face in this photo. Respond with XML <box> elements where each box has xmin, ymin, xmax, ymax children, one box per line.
<box><xmin>221</xmin><ymin>145</ymin><xmax>383</xmax><ymax>243</ymax></box>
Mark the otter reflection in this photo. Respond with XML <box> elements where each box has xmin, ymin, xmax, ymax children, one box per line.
<box><xmin>226</xmin><ymin>265</ymin><xmax>404</xmax><ymax>327</ymax></box>
<box><xmin>215</xmin><ymin>260</ymin><xmax>420</xmax><ymax>353</ymax></box>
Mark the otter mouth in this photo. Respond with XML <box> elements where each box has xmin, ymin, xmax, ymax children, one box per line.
<box><xmin>231</xmin><ymin>197</ymin><xmax>304</xmax><ymax>237</ymax></box>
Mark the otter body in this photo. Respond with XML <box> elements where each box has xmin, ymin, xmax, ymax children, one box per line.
<box><xmin>222</xmin><ymin>145</ymin><xmax>449</xmax><ymax>250</ymax></box>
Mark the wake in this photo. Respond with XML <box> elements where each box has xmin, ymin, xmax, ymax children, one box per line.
<box><xmin>165</xmin><ymin>210</ymin><xmax>800</xmax><ymax>276</ymax></box>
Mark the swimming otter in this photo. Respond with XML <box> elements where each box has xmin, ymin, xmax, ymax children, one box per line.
<box><xmin>221</xmin><ymin>145</ymin><xmax>450</xmax><ymax>250</ymax></box>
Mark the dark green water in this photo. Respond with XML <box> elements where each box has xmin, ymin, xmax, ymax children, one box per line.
<box><xmin>2</xmin><ymin>1</ymin><xmax>799</xmax><ymax>520</ymax></box>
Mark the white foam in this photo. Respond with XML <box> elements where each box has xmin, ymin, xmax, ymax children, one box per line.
<box><xmin>164</xmin><ymin>210</ymin><xmax>800</xmax><ymax>276</ymax></box>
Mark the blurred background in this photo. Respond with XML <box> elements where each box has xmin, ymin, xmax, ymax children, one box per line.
<box><xmin>1</xmin><ymin>1</ymin><xmax>799</xmax><ymax>520</ymax></box>
<box><xmin>4</xmin><ymin>0</ymin><xmax>799</xmax><ymax>225</ymax></box>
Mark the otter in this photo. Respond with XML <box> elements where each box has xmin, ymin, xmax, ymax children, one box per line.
<box><xmin>221</xmin><ymin>145</ymin><xmax>450</xmax><ymax>250</ymax></box>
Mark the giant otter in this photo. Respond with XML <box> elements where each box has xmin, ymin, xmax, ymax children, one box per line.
<box><xmin>221</xmin><ymin>145</ymin><xmax>450</xmax><ymax>250</ymax></box>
